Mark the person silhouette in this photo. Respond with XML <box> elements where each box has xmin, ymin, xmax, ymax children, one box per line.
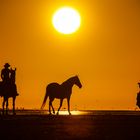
<box><xmin>136</xmin><ymin>83</ymin><xmax>140</xmax><ymax>108</ymax></box>
<box><xmin>138</xmin><ymin>83</ymin><xmax>140</xmax><ymax>89</ymax></box>
<box><xmin>0</xmin><ymin>64</ymin><xmax>18</xmax><ymax>115</ymax></box>
<box><xmin>1</xmin><ymin>63</ymin><xmax>11</xmax><ymax>85</ymax></box>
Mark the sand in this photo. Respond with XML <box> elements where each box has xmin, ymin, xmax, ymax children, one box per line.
<box><xmin>0</xmin><ymin>114</ymin><xmax>140</xmax><ymax>140</ymax></box>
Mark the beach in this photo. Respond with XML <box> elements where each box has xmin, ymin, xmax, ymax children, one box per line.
<box><xmin>0</xmin><ymin>110</ymin><xmax>140</xmax><ymax>140</ymax></box>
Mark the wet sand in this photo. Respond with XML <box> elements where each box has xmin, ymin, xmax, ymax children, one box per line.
<box><xmin>0</xmin><ymin>114</ymin><xmax>140</xmax><ymax>140</ymax></box>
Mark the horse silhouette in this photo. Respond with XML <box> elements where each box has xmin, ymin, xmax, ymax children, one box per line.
<box><xmin>0</xmin><ymin>68</ymin><xmax>18</xmax><ymax>115</ymax></box>
<box><xmin>41</xmin><ymin>75</ymin><xmax>82</xmax><ymax>115</ymax></box>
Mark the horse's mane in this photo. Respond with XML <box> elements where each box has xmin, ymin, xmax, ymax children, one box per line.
<box><xmin>61</xmin><ymin>76</ymin><xmax>77</xmax><ymax>86</ymax></box>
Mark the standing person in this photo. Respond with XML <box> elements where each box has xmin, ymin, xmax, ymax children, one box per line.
<box><xmin>136</xmin><ymin>83</ymin><xmax>140</xmax><ymax>108</ymax></box>
<box><xmin>138</xmin><ymin>83</ymin><xmax>140</xmax><ymax>89</ymax></box>
<box><xmin>1</xmin><ymin>63</ymin><xmax>11</xmax><ymax>85</ymax></box>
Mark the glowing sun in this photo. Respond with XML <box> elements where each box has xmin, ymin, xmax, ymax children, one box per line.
<box><xmin>52</xmin><ymin>7</ymin><xmax>81</xmax><ymax>34</ymax></box>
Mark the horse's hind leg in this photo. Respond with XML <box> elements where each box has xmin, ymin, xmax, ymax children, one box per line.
<box><xmin>49</xmin><ymin>98</ymin><xmax>55</xmax><ymax>115</ymax></box>
<box><xmin>57</xmin><ymin>99</ymin><xmax>63</xmax><ymax>115</ymax></box>
<box><xmin>13</xmin><ymin>96</ymin><xmax>16</xmax><ymax>115</ymax></box>
<box><xmin>2</xmin><ymin>97</ymin><xmax>6</xmax><ymax>115</ymax></box>
<box><xmin>49</xmin><ymin>100</ymin><xmax>52</xmax><ymax>115</ymax></box>
<box><xmin>51</xmin><ymin>103</ymin><xmax>55</xmax><ymax>114</ymax></box>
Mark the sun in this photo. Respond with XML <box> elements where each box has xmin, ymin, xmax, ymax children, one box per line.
<box><xmin>52</xmin><ymin>7</ymin><xmax>81</xmax><ymax>34</ymax></box>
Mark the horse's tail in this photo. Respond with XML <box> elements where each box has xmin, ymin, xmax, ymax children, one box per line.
<box><xmin>41</xmin><ymin>87</ymin><xmax>49</xmax><ymax>109</ymax></box>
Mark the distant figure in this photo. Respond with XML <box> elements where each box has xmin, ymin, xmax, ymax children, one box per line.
<box><xmin>41</xmin><ymin>75</ymin><xmax>82</xmax><ymax>115</ymax></box>
<box><xmin>0</xmin><ymin>63</ymin><xmax>19</xmax><ymax>115</ymax></box>
<box><xmin>138</xmin><ymin>83</ymin><xmax>140</xmax><ymax>89</ymax></box>
<box><xmin>136</xmin><ymin>83</ymin><xmax>140</xmax><ymax>108</ymax></box>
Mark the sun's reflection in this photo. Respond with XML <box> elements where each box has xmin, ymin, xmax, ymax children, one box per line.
<box><xmin>58</xmin><ymin>110</ymin><xmax>86</xmax><ymax>115</ymax></box>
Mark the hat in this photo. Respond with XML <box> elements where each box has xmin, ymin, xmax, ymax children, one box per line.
<box><xmin>4</xmin><ymin>63</ymin><xmax>10</xmax><ymax>68</ymax></box>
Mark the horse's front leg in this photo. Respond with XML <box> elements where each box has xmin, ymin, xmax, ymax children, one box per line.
<box><xmin>13</xmin><ymin>96</ymin><xmax>16</xmax><ymax>115</ymax></box>
<box><xmin>57</xmin><ymin>99</ymin><xmax>63</xmax><ymax>115</ymax></box>
<box><xmin>6</xmin><ymin>98</ymin><xmax>9</xmax><ymax>115</ymax></box>
<box><xmin>67</xmin><ymin>98</ymin><xmax>71</xmax><ymax>115</ymax></box>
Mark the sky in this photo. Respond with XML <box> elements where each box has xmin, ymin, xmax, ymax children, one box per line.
<box><xmin>0</xmin><ymin>0</ymin><xmax>140</xmax><ymax>110</ymax></box>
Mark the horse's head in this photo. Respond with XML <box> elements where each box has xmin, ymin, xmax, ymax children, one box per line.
<box><xmin>10</xmin><ymin>68</ymin><xmax>16</xmax><ymax>74</ymax></box>
<box><xmin>10</xmin><ymin>68</ymin><xmax>16</xmax><ymax>83</ymax></box>
<box><xmin>74</xmin><ymin>75</ymin><xmax>82</xmax><ymax>88</ymax></box>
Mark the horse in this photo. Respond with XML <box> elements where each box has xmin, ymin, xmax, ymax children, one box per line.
<box><xmin>0</xmin><ymin>68</ymin><xmax>19</xmax><ymax>115</ymax></box>
<box><xmin>41</xmin><ymin>75</ymin><xmax>82</xmax><ymax>115</ymax></box>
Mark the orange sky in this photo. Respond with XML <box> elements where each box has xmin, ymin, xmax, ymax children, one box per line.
<box><xmin>0</xmin><ymin>0</ymin><xmax>140</xmax><ymax>110</ymax></box>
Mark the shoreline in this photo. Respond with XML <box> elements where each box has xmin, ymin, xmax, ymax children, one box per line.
<box><xmin>1</xmin><ymin>109</ymin><xmax>140</xmax><ymax>116</ymax></box>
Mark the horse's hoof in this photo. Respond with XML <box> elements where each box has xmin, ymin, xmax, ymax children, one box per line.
<box><xmin>56</xmin><ymin>112</ymin><xmax>59</xmax><ymax>115</ymax></box>
<box><xmin>69</xmin><ymin>113</ymin><xmax>71</xmax><ymax>115</ymax></box>
<box><xmin>13</xmin><ymin>112</ymin><xmax>16</xmax><ymax>115</ymax></box>
<box><xmin>49</xmin><ymin>113</ymin><xmax>52</xmax><ymax>115</ymax></box>
<box><xmin>53</xmin><ymin>111</ymin><xmax>55</xmax><ymax>114</ymax></box>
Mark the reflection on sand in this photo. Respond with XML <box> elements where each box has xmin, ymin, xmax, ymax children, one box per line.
<box><xmin>56</xmin><ymin>110</ymin><xmax>87</xmax><ymax>115</ymax></box>
<box><xmin>8</xmin><ymin>109</ymin><xmax>87</xmax><ymax>115</ymax></box>
<box><xmin>6</xmin><ymin>110</ymin><xmax>87</xmax><ymax>115</ymax></box>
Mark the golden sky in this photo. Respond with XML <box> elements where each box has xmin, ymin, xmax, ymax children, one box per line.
<box><xmin>0</xmin><ymin>0</ymin><xmax>140</xmax><ymax>110</ymax></box>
